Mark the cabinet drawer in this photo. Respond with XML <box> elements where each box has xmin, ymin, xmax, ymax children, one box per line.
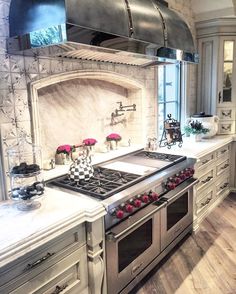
<box><xmin>217</xmin><ymin>108</ymin><xmax>235</xmax><ymax>120</ymax></box>
<box><xmin>7</xmin><ymin>245</ymin><xmax>88</xmax><ymax>294</ymax></box>
<box><xmin>218</xmin><ymin>121</ymin><xmax>235</xmax><ymax>134</ymax></box>
<box><xmin>216</xmin><ymin>158</ymin><xmax>230</xmax><ymax>177</ymax></box>
<box><xmin>216</xmin><ymin>176</ymin><xmax>230</xmax><ymax>198</ymax></box>
<box><xmin>0</xmin><ymin>224</ymin><xmax>86</xmax><ymax>289</ymax></box>
<box><xmin>196</xmin><ymin>169</ymin><xmax>215</xmax><ymax>191</ymax></box>
<box><xmin>195</xmin><ymin>153</ymin><xmax>215</xmax><ymax>173</ymax></box>
<box><xmin>196</xmin><ymin>188</ymin><xmax>214</xmax><ymax>216</ymax></box>
<box><xmin>216</xmin><ymin>144</ymin><xmax>230</xmax><ymax>160</ymax></box>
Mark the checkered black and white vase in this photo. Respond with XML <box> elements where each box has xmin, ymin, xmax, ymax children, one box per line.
<box><xmin>68</xmin><ymin>156</ymin><xmax>94</xmax><ymax>181</ymax></box>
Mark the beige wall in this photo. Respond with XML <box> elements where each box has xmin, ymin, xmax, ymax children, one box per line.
<box><xmin>0</xmin><ymin>0</ymin><xmax>197</xmax><ymax>199</ymax></box>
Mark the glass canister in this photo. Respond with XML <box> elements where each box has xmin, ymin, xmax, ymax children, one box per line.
<box><xmin>6</xmin><ymin>133</ymin><xmax>44</xmax><ymax>211</ymax></box>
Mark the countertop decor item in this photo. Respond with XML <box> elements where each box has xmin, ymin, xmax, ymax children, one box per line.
<box><xmin>159</xmin><ymin>114</ymin><xmax>183</xmax><ymax>149</ymax></box>
<box><xmin>82</xmin><ymin>138</ymin><xmax>97</xmax><ymax>146</ymax></box>
<box><xmin>7</xmin><ymin>133</ymin><xmax>44</xmax><ymax>211</ymax></box>
<box><xmin>68</xmin><ymin>155</ymin><xmax>94</xmax><ymax>182</ymax></box>
<box><xmin>191</xmin><ymin>112</ymin><xmax>219</xmax><ymax>138</ymax></box>
<box><xmin>55</xmin><ymin>144</ymin><xmax>73</xmax><ymax>165</ymax></box>
<box><xmin>82</xmin><ymin>138</ymin><xmax>97</xmax><ymax>157</ymax></box>
<box><xmin>106</xmin><ymin>133</ymin><xmax>122</xmax><ymax>150</ymax></box>
<box><xmin>184</xmin><ymin>120</ymin><xmax>210</xmax><ymax>135</ymax></box>
<box><xmin>184</xmin><ymin>119</ymin><xmax>210</xmax><ymax>142</ymax></box>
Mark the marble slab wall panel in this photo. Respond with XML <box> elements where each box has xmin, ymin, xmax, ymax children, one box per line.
<box><xmin>37</xmin><ymin>78</ymin><xmax>143</xmax><ymax>160</ymax></box>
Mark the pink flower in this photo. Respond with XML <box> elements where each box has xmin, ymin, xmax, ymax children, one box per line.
<box><xmin>82</xmin><ymin>138</ymin><xmax>97</xmax><ymax>146</ymax></box>
<box><xmin>106</xmin><ymin>133</ymin><xmax>122</xmax><ymax>141</ymax></box>
<box><xmin>56</xmin><ymin>144</ymin><xmax>72</xmax><ymax>155</ymax></box>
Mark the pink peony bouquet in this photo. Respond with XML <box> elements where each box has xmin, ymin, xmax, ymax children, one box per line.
<box><xmin>56</xmin><ymin>144</ymin><xmax>73</xmax><ymax>155</ymax></box>
<box><xmin>106</xmin><ymin>133</ymin><xmax>122</xmax><ymax>142</ymax></box>
<box><xmin>82</xmin><ymin>138</ymin><xmax>97</xmax><ymax>146</ymax></box>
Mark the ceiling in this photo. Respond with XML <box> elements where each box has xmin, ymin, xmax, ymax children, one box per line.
<box><xmin>191</xmin><ymin>0</ymin><xmax>236</xmax><ymax>22</ymax></box>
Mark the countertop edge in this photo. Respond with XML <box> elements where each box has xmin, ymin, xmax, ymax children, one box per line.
<box><xmin>0</xmin><ymin>205</ymin><xmax>106</xmax><ymax>268</ymax></box>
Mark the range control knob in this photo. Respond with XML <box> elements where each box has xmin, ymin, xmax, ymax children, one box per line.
<box><xmin>141</xmin><ymin>194</ymin><xmax>149</xmax><ymax>203</ymax></box>
<box><xmin>179</xmin><ymin>172</ymin><xmax>186</xmax><ymax>180</ymax></box>
<box><xmin>116</xmin><ymin>210</ymin><xmax>124</xmax><ymax>219</ymax></box>
<box><xmin>133</xmin><ymin>199</ymin><xmax>142</xmax><ymax>208</ymax></box>
<box><xmin>184</xmin><ymin>169</ymin><xmax>191</xmax><ymax>177</ymax></box>
<box><xmin>166</xmin><ymin>181</ymin><xmax>176</xmax><ymax>190</ymax></box>
<box><xmin>149</xmin><ymin>191</ymin><xmax>159</xmax><ymax>201</ymax></box>
<box><xmin>125</xmin><ymin>204</ymin><xmax>134</xmax><ymax>213</ymax></box>
<box><xmin>174</xmin><ymin>177</ymin><xmax>181</xmax><ymax>185</ymax></box>
<box><xmin>189</xmin><ymin>168</ymin><xmax>195</xmax><ymax>176</ymax></box>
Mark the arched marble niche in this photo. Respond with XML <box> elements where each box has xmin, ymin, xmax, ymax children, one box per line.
<box><xmin>29</xmin><ymin>70</ymin><xmax>146</xmax><ymax>161</ymax></box>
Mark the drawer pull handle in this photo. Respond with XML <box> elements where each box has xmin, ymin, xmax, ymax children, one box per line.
<box><xmin>222</xmin><ymin>111</ymin><xmax>231</xmax><ymax>117</ymax></box>
<box><xmin>201</xmin><ymin>197</ymin><xmax>212</xmax><ymax>207</ymax></box>
<box><xmin>222</xmin><ymin>125</ymin><xmax>230</xmax><ymax>131</ymax></box>
<box><xmin>51</xmin><ymin>284</ymin><xmax>68</xmax><ymax>294</ymax></box>
<box><xmin>201</xmin><ymin>176</ymin><xmax>213</xmax><ymax>184</ymax></box>
<box><xmin>220</xmin><ymin>149</ymin><xmax>227</xmax><ymax>154</ymax></box>
<box><xmin>25</xmin><ymin>252</ymin><xmax>55</xmax><ymax>271</ymax></box>
<box><xmin>220</xmin><ymin>183</ymin><xmax>229</xmax><ymax>190</ymax></box>
<box><xmin>220</xmin><ymin>164</ymin><xmax>229</xmax><ymax>170</ymax></box>
<box><xmin>202</xmin><ymin>159</ymin><xmax>209</xmax><ymax>165</ymax></box>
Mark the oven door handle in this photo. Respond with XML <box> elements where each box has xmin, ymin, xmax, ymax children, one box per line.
<box><xmin>106</xmin><ymin>202</ymin><xmax>166</xmax><ymax>242</ymax></box>
<box><xmin>164</xmin><ymin>178</ymin><xmax>199</xmax><ymax>205</ymax></box>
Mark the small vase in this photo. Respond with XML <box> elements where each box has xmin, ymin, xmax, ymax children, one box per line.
<box><xmin>110</xmin><ymin>141</ymin><xmax>116</xmax><ymax>150</ymax></box>
<box><xmin>55</xmin><ymin>153</ymin><xmax>71</xmax><ymax>165</ymax></box>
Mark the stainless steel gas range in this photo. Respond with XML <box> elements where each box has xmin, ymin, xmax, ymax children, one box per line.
<box><xmin>48</xmin><ymin>149</ymin><xmax>198</xmax><ymax>294</ymax></box>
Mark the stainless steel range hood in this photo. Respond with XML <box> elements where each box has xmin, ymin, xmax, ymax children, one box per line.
<box><xmin>8</xmin><ymin>0</ymin><xmax>198</xmax><ymax>67</ymax></box>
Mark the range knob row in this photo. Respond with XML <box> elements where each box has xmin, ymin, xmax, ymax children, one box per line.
<box><xmin>114</xmin><ymin>191</ymin><xmax>159</xmax><ymax>219</ymax></box>
<box><xmin>166</xmin><ymin>168</ymin><xmax>195</xmax><ymax>191</ymax></box>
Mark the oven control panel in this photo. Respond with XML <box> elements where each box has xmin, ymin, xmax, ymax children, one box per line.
<box><xmin>106</xmin><ymin>167</ymin><xmax>195</xmax><ymax>229</ymax></box>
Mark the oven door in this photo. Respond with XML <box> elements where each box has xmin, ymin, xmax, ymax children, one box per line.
<box><xmin>105</xmin><ymin>203</ymin><xmax>164</xmax><ymax>294</ymax></box>
<box><xmin>160</xmin><ymin>178</ymin><xmax>198</xmax><ymax>251</ymax></box>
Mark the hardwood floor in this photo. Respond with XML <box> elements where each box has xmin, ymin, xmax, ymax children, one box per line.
<box><xmin>130</xmin><ymin>193</ymin><xmax>236</xmax><ymax>294</ymax></box>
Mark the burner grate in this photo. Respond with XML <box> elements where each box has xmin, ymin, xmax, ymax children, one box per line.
<box><xmin>49</xmin><ymin>166</ymin><xmax>141</xmax><ymax>199</ymax></box>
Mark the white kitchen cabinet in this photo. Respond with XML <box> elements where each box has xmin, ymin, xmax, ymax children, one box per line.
<box><xmin>193</xmin><ymin>142</ymin><xmax>231</xmax><ymax>230</ymax></box>
<box><xmin>0</xmin><ymin>224</ymin><xmax>89</xmax><ymax>294</ymax></box>
<box><xmin>196</xmin><ymin>19</ymin><xmax>236</xmax><ymax>134</ymax></box>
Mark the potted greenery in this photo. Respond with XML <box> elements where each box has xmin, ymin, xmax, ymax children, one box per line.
<box><xmin>184</xmin><ymin>120</ymin><xmax>209</xmax><ymax>141</ymax></box>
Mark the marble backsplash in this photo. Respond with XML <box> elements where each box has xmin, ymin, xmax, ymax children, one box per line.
<box><xmin>38</xmin><ymin>78</ymin><xmax>142</xmax><ymax>160</ymax></box>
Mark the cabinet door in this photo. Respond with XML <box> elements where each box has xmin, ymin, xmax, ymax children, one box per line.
<box><xmin>197</xmin><ymin>36</ymin><xmax>219</xmax><ymax>114</ymax></box>
<box><xmin>217</xmin><ymin>36</ymin><xmax>236</xmax><ymax>106</ymax></box>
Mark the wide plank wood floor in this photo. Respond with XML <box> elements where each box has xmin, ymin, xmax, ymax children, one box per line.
<box><xmin>130</xmin><ymin>193</ymin><xmax>236</xmax><ymax>294</ymax></box>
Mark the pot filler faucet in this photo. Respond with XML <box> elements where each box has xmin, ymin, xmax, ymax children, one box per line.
<box><xmin>111</xmin><ymin>102</ymin><xmax>136</xmax><ymax>125</ymax></box>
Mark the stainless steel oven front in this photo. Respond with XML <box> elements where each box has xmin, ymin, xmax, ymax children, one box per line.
<box><xmin>160</xmin><ymin>178</ymin><xmax>197</xmax><ymax>250</ymax></box>
<box><xmin>105</xmin><ymin>202</ymin><xmax>165</xmax><ymax>294</ymax></box>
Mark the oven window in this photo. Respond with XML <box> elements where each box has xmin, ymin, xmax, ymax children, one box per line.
<box><xmin>118</xmin><ymin>219</ymin><xmax>152</xmax><ymax>273</ymax></box>
<box><xmin>167</xmin><ymin>192</ymin><xmax>188</xmax><ymax>230</ymax></box>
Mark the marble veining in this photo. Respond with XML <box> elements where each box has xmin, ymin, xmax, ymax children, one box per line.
<box><xmin>38</xmin><ymin>78</ymin><xmax>142</xmax><ymax>160</ymax></box>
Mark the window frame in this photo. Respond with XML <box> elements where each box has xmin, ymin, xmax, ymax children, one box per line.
<box><xmin>157</xmin><ymin>62</ymin><xmax>187</xmax><ymax>137</ymax></box>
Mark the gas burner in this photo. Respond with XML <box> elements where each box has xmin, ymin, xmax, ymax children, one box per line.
<box><xmin>49</xmin><ymin>167</ymin><xmax>141</xmax><ymax>199</ymax></box>
<box><xmin>135</xmin><ymin>151</ymin><xmax>185</xmax><ymax>162</ymax></box>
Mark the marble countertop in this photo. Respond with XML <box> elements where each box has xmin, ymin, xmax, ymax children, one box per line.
<box><xmin>0</xmin><ymin>187</ymin><xmax>105</xmax><ymax>268</ymax></box>
<box><xmin>156</xmin><ymin>135</ymin><xmax>234</xmax><ymax>158</ymax></box>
